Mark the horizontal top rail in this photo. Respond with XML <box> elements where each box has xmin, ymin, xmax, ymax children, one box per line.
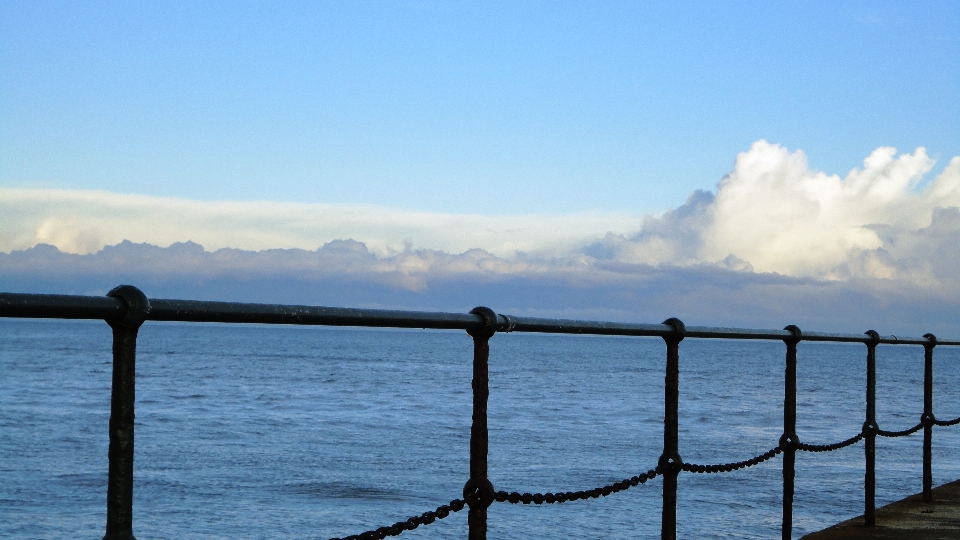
<box><xmin>1</xmin><ymin>291</ymin><xmax>957</xmax><ymax>346</ymax></box>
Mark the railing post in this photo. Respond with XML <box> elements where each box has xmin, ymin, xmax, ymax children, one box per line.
<box><xmin>922</xmin><ymin>333</ymin><xmax>936</xmax><ymax>502</ymax></box>
<box><xmin>103</xmin><ymin>285</ymin><xmax>149</xmax><ymax>540</ymax></box>
<box><xmin>863</xmin><ymin>330</ymin><xmax>880</xmax><ymax>526</ymax></box>
<box><xmin>465</xmin><ymin>307</ymin><xmax>497</xmax><ymax>540</ymax></box>
<box><xmin>781</xmin><ymin>325</ymin><xmax>801</xmax><ymax>540</ymax></box>
<box><xmin>660</xmin><ymin>318</ymin><xmax>684</xmax><ymax>540</ymax></box>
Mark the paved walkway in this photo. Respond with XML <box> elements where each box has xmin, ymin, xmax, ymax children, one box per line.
<box><xmin>801</xmin><ymin>479</ymin><xmax>960</xmax><ymax>540</ymax></box>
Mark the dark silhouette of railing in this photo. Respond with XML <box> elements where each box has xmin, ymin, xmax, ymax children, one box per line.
<box><xmin>1</xmin><ymin>285</ymin><xmax>958</xmax><ymax>540</ymax></box>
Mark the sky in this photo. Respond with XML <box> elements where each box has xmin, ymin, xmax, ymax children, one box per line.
<box><xmin>2</xmin><ymin>1</ymin><xmax>959</xmax><ymax>334</ymax></box>
<box><xmin>3</xmin><ymin>1</ymin><xmax>958</xmax><ymax>214</ymax></box>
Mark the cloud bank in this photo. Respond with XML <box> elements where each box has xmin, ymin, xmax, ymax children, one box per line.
<box><xmin>0</xmin><ymin>189</ymin><xmax>640</xmax><ymax>258</ymax></box>
<box><xmin>3</xmin><ymin>141</ymin><xmax>959</xmax><ymax>334</ymax></box>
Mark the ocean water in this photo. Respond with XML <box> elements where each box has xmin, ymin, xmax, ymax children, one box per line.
<box><xmin>1</xmin><ymin>318</ymin><xmax>958</xmax><ymax>539</ymax></box>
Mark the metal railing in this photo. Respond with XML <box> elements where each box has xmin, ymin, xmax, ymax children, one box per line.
<box><xmin>1</xmin><ymin>284</ymin><xmax>958</xmax><ymax>540</ymax></box>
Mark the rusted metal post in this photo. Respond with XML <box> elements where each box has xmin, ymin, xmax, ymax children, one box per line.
<box><xmin>781</xmin><ymin>325</ymin><xmax>801</xmax><ymax>540</ymax></box>
<box><xmin>863</xmin><ymin>330</ymin><xmax>880</xmax><ymax>526</ymax></box>
<box><xmin>103</xmin><ymin>285</ymin><xmax>149</xmax><ymax>540</ymax></box>
<box><xmin>660</xmin><ymin>318</ymin><xmax>684</xmax><ymax>540</ymax></box>
<box><xmin>465</xmin><ymin>307</ymin><xmax>497</xmax><ymax>540</ymax></box>
<box><xmin>922</xmin><ymin>333</ymin><xmax>936</xmax><ymax>502</ymax></box>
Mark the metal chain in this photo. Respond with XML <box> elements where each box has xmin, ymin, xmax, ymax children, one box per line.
<box><xmin>877</xmin><ymin>422</ymin><xmax>923</xmax><ymax>437</ymax></box>
<box><xmin>681</xmin><ymin>446</ymin><xmax>782</xmax><ymax>473</ymax></box>
<box><xmin>796</xmin><ymin>433</ymin><xmax>863</xmax><ymax>452</ymax></box>
<box><xmin>330</xmin><ymin>419</ymin><xmax>958</xmax><ymax>539</ymax></box>
<box><xmin>494</xmin><ymin>466</ymin><xmax>661</xmax><ymax>505</ymax></box>
<box><xmin>330</xmin><ymin>498</ymin><xmax>466</xmax><ymax>540</ymax></box>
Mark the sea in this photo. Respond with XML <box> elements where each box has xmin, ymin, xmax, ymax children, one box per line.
<box><xmin>2</xmin><ymin>318</ymin><xmax>959</xmax><ymax>539</ymax></box>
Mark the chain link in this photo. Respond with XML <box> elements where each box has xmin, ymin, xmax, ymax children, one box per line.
<box><xmin>330</xmin><ymin>499</ymin><xmax>466</xmax><ymax>540</ymax></box>
<box><xmin>681</xmin><ymin>446</ymin><xmax>782</xmax><ymax>473</ymax></box>
<box><xmin>795</xmin><ymin>433</ymin><xmax>863</xmax><ymax>452</ymax></box>
<box><xmin>934</xmin><ymin>416</ymin><xmax>960</xmax><ymax>427</ymax></box>
<box><xmin>877</xmin><ymin>422</ymin><xmax>923</xmax><ymax>437</ymax></box>
<box><xmin>494</xmin><ymin>466</ymin><xmax>661</xmax><ymax>505</ymax></box>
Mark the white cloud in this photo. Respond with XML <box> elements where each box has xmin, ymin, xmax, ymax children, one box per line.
<box><xmin>702</xmin><ymin>142</ymin><xmax>957</xmax><ymax>277</ymax></box>
<box><xmin>585</xmin><ymin>141</ymin><xmax>960</xmax><ymax>284</ymax></box>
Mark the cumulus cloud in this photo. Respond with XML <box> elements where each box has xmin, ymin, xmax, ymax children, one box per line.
<box><xmin>583</xmin><ymin>141</ymin><xmax>960</xmax><ymax>284</ymax></box>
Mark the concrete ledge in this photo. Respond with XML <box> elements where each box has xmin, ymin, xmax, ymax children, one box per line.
<box><xmin>801</xmin><ymin>479</ymin><xmax>960</xmax><ymax>540</ymax></box>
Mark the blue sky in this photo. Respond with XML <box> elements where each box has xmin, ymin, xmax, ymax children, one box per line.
<box><xmin>2</xmin><ymin>0</ymin><xmax>958</xmax><ymax>215</ymax></box>
<box><xmin>3</xmin><ymin>1</ymin><xmax>960</xmax><ymax>332</ymax></box>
